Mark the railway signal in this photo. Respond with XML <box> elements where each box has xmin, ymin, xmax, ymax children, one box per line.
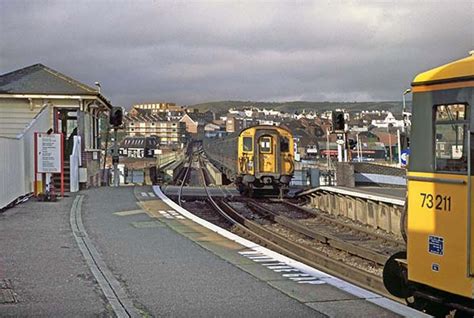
<box><xmin>332</xmin><ymin>111</ymin><xmax>345</xmax><ymax>132</ymax></box>
<box><xmin>109</xmin><ymin>107</ymin><xmax>123</xmax><ymax>127</ymax></box>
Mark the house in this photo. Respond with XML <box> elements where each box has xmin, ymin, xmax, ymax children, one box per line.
<box><xmin>0</xmin><ymin>63</ymin><xmax>113</xmax><ymax>206</ymax></box>
<box><xmin>180</xmin><ymin>110</ymin><xmax>214</xmax><ymax>135</ymax></box>
<box><xmin>119</xmin><ymin>136</ymin><xmax>159</xmax><ymax>158</ymax></box>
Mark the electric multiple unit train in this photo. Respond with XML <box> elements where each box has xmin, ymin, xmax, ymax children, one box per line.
<box><xmin>204</xmin><ymin>125</ymin><xmax>294</xmax><ymax>196</ymax></box>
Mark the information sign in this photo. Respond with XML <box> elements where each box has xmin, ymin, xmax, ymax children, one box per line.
<box><xmin>400</xmin><ymin>149</ymin><xmax>410</xmax><ymax>166</ymax></box>
<box><xmin>37</xmin><ymin>133</ymin><xmax>62</xmax><ymax>173</ymax></box>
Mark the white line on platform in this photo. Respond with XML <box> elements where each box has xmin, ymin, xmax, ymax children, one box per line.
<box><xmin>266</xmin><ymin>265</ymin><xmax>293</xmax><ymax>269</ymax></box>
<box><xmin>148</xmin><ymin>192</ymin><xmax>156</xmax><ymax>197</ymax></box>
<box><xmin>297</xmin><ymin>280</ymin><xmax>326</xmax><ymax>285</ymax></box>
<box><xmin>141</xmin><ymin>192</ymin><xmax>148</xmax><ymax>197</ymax></box>
<box><xmin>114</xmin><ymin>209</ymin><xmax>146</xmax><ymax>216</ymax></box>
<box><xmin>153</xmin><ymin>185</ymin><xmax>429</xmax><ymax>318</ymax></box>
<box><xmin>261</xmin><ymin>262</ymin><xmax>287</xmax><ymax>266</ymax></box>
<box><xmin>282</xmin><ymin>273</ymin><xmax>312</xmax><ymax>278</ymax></box>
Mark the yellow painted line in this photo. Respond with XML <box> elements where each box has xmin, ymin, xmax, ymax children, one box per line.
<box><xmin>114</xmin><ymin>209</ymin><xmax>146</xmax><ymax>216</ymax></box>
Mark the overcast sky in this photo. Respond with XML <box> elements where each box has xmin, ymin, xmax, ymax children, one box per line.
<box><xmin>1</xmin><ymin>0</ymin><xmax>473</xmax><ymax>107</ymax></box>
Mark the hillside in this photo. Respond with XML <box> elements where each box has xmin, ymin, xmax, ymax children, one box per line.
<box><xmin>188</xmin><ymin>101</ymin><xmax>410</xmax><ymax>115</ymax></box>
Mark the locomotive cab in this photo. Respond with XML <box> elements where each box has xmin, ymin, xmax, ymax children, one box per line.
<box><xmin>383</xmin><ymin>52</ymin><xmax>474</xmax><ymax>316</ymax></box>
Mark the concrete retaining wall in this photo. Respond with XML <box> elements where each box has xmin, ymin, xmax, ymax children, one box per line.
<box><xmin>308</xmin><ymin>191</ymin><xmax>403</xmax><ymax>237</ymax></box>
<box><xmin>205</xmin><ymin>161</ymin><xmax>222</xmax><ymax>185</ymax></box>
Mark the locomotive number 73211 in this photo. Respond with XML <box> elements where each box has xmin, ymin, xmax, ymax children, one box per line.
<box><xmin>420</xmin><ymin>193</ymin><xmax>452</xmax><ymax>212</ymax></box>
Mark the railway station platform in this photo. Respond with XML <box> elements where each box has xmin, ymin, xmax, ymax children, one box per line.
<box><xmin>0</xmin><ymin>185</ymin><xmax>426</xmax><ymax>317</ymax></box>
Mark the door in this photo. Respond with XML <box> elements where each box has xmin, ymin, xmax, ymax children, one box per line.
<box><xmin>258</xmin><ymin>135</ymin><xmax>276</xmax><ymax>173</ymax></box>
<box><xmin>55</xmin><ymin>108</ymin><xmax>78</xmax><ymax>158</ymax></box>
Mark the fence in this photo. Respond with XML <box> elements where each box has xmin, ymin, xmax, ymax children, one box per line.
<box><xmin>0</xmin><ymin>106</ymin><xmax>50</xmax><ymax>209</ymax></box>
<box><xmin>0</xmin><ymin>137</ymin><xmax>26</xmax><ymax>208</ymax></box>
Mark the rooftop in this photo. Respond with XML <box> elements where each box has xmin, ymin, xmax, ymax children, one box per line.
<box><xmin>0</xmin><ymin>63</ymin><xmax>99</xmax><ymax>96</ymax></box>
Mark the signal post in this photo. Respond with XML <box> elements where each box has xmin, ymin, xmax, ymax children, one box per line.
<box><xmin>109</xmin><ymin>107</ymin><xmax>123</xmax><ymax>186</ymax></box>
<box><xmin>332</xmin><ymin>111</ymin><xmax>346</xmax><ymax>162</ymax></box>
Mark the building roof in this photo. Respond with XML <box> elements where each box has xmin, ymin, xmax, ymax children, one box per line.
<box><xmin>412</xmin><ymin>53</ymin><xmax>474</xmax><ymax>86</ymax></box>
<box><xmin>0</xmin><ymin>63</ymin><xmax>99</xmax><ymax>95</ymax></box>
<box><xmin>120</xmin><ymin>136</ymin><xmax>159</xmax><ymax>149</ymax></box>
<box><xmin>124</xmin><ymin>113</ymin><xmax>167</xmax><ymax>123</ymax></box>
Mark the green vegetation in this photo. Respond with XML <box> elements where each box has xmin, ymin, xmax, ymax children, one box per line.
<box><xmin>189</xmin><ymin>100</ymin><xmax>409</xmax><ymax>114</ymax></box>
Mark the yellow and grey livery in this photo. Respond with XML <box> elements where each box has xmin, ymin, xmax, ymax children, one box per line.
<box><xmin>384</xmin><ymin>52</ymin><xmax>474</xmax><ymax>316</ymax></box>
<box><xmin>204</xmin><ymin>125</ymin><xmax>294</xmax><ymax>196</ymax></box>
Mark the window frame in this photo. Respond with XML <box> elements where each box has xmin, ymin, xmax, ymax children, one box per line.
<box><xmin>259</xmin><ymin>136</ymin><xmax>273</xmax><ymax>154</ymax></box>
<box><xmin>243</xmin><ymin>137</ymin><xmax>253</xmax><ymax>152</ymax></box>
<box><xmin>433</xmin><ymin>103</ymin><xmax>470</xmax><ymax>174</ymax></box>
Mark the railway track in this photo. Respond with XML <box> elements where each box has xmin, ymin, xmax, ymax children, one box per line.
<box><xmin>244</xmin><ymin>199</ymin><xmax>405</xmax><ymax>265</ymax></box>
<box><xmin>175</xmin><ymin>151</ymin><xmax>403</xmax><ymax>300</ymax></box>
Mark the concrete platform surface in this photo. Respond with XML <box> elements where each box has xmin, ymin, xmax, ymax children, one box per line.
<box><xmin>0</xmin><ymin>185</ymin><xmax>424</xmax><ymax>317</ymax></box>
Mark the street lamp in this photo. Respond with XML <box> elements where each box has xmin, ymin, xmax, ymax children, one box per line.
<box><xmin>402</xmin><ymin>88</ymin><xmax>411</xmax><ymax>116</ymax></box>
<box><xmin>94</xmin><ymin>81</ymin><xmax>101</xmax><ymax>94</ymax></box>
<box><xmin>398</xmin><ymin>88</ymin><xmax>412</xmax><ymax>167</ymax></box>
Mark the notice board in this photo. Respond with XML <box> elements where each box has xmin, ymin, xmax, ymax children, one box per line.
<box><xmin>37</xmin><ymin>133</ymin><xmax>62</xmax><ymax>173</ymax></box>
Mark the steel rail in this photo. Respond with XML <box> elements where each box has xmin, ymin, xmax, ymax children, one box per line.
<box><xmin>193</xmin><ymin>154</ymin><xmax>392</xmax><ymax>298</ymax></box>
<box><xmin>246</xmin><ymin>200</ymin><xmax>400</xmax><ymax>266</ymax></box>
<box><xmin>279</xmin><ymin>199</ymin><xmax>404</xmax><ymax>247</ymax></box>
<box><xmin>177</xmin><ymin>150</ymin><xmax>195</xmax><ymax>206</ymax></box>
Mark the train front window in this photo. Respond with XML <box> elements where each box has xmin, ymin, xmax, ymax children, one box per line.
<box><xmin>280</xmin><ymin>137</ymin><xmax>289</xmax><ymax>152</ymax></box>
<box><xmin>243</xmin><ymin>137</ymin><xmax>253</xmax><ymax>152</ymax></box>
<box><xmin>434</xmin><ymin>104</ymin><xmax>469</xmax><ymax>172</ymax></box>
<box><xmin>260</xmin><ymin>137</ymin><xmax>272</xmax><ymax>153</ymax></box>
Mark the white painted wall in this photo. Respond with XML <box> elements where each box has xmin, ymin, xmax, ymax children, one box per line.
<box><xmin>20</xmin><ymin>106</ymin><xmax>51</xmax><ymax>193</ymax></box>
<box><xmin>0</xmin><ymin>106</ymin><xmax>51</xmax><ymax>209</ymax></box>
<box><xmin>0</xmin><ymin>137</ymin><xmax>26</xmax><ymax>208</ymax></box>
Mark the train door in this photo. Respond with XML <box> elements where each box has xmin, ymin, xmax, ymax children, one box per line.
<box><xmin>258</xmin><ymin>135</ymin><xmax>276</xmax><ymax>173</ymax></box>
<box><xmin>407</xmin><ymin>103</ymin><xmax>473</xmax><ymax>297</ymax></box>
<box><xmin>470</xmin><ymin>131</ymin><xmax>474</xmax><ymax>278</ymax></box>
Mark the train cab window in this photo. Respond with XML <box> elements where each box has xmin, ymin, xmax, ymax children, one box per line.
<box><xmin>260</xmin><ymin>137</ymin><xmax>272</xmax><ymax>153</ymax></box>
<box><xmin>434</xmin><ymin>104</ymin><xmax>469</xmax><ymax>172</ymax></box>
<box><xmin>243</xmin><ymin>137</ymin><xmax>253</xmax><ymax>152</ymax></box>
<box><xmin>280</xmin><ymin>137</ymin><xmax>289</xmax><ymax>152</ymax></box>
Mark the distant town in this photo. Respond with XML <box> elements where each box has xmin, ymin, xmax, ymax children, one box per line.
<box><xmin>120</xmin><ymin>101</ymin><xmax>411</xmax><ymax>165</ymax></box>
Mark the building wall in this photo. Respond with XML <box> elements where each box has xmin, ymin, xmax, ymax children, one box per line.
<box><xmin>0</xmin><ymin>98</ymin><xmax>46</xmax><ymax>137</ymax></box>
<box><xmin>179</xmin><ymin>115</ymin><xmax>198</xmax><ymax>134</ymax></box>
<box><xmin>126</xmin><ymin>120</ymin><xmax>186</xmax><ymax>144</ymax></box>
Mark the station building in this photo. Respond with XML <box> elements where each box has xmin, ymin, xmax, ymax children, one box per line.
<box><xmin>0</xmin><ymin>63</ymin><xmax>113</xmax><ymax>208</ymax></box>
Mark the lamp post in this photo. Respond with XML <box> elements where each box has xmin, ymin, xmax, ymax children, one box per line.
<box><xmin>402</xmin><ymin>88</ymin><xmax>411</xmax><ymax>133</ymax></box>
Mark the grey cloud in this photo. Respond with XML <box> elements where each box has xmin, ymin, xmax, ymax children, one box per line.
<box><xmin>0</xmin><ymin>0</ymin><xmax>473</xmax><ymax>107</ymax></box>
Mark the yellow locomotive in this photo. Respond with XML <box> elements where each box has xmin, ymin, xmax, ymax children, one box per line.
<box><xmin>204</xmin><ymin>125</ymin><xmax>294</xmax><ymax>196</ymax></box>
<box><xmin>383</xmin><ymin>52</ymin><xmax>474</xmax><ymax>317</ymax></box>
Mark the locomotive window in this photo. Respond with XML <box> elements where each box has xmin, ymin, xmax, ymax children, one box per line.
<box><xmin>434</xmin><ymin>104</ymin><xmax>469</xmax><ymax>173</ymax></box>
<box><xmin>243</xmin><ymin>137</ymin><xmax>253</xmax><ymax>152</ymax></box>
<box><xmin>280</xmin><ymin>137</ymin><xmax>289</xmax><ymax>152</ymax></box>
<box><xmin>260</xmin><ymin>137</ymin><xmax>272</xmax><ymax>153</ymax></box>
